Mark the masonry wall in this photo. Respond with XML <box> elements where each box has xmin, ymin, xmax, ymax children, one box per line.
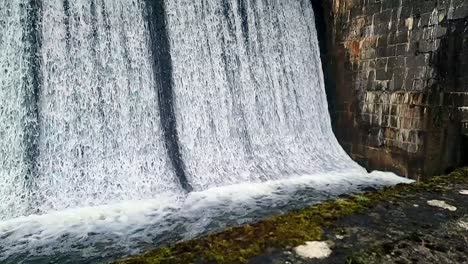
<box><xmin>323</xmin><ymin>0</ymin><xmax>468</xmax><ymax>179</ymax></box>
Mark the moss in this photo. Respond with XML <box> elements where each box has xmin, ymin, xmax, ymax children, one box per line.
<box><xmin>116</xmin><ymin>168</ymin><xmax>468</xmax><ymax>264</ymax></box>
<box><xmin>345</xmin><ymin>250</ymin><xmax>383</xmax><ymax>264</ymax></box>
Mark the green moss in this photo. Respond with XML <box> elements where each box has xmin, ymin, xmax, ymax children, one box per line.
<box><xmin>116</xmin><ymin>168</ymin><xmax>468</xmax><ymax>264</ymax></box>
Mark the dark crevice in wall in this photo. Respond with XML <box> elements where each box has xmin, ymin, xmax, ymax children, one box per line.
<box><xmin>462</xmin><ymin>135</ymin><xmax>468</xmax><ymax>167</ymax></box>
<box><xmin>310</xmin><ymin>0</ymin><xmax>334</xmax><ymax>113</ymax></box>
<box><xmin>145</xmin><ymin>0</ymin><xmax>192</xmax><ymax>192</ymax></box>
<box><xmin>432</xmin><ymin>16</ymin><xmax>468</xmax><ymax>172</ymax></box>
<box><xmin>309</xmin><ymin>0</ymin><xmax>327</xmax><ymax>64</ymax></box>
<box><xmin>435</xmin><ymin>17</ymin><xmax>468</xmax><ymax>93</ymax></box>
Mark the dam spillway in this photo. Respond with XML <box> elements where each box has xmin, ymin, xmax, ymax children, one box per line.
<box><xmin>0</xmin><ymin>0</ymin><xmax>411</xmax><ymax>262</ymax></box>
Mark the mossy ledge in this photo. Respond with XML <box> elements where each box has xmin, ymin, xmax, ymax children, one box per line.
<box><xmin>115</xmin><ymin>168</ymin><xmax>468</xmax><ymax>264</ymax></box>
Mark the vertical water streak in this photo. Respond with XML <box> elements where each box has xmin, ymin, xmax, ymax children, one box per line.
<box><xmin>166</xmin><ymin>0</ymin><xmax>364</xmax><ymax>191</ymax></box>
<box><xmin>0</xmin><ymin>1</ymin><xmax>40</xmax><ymax>219</ymax></box>
<box><xmin>22</xmin><ymin>0</ymin><xmax>43</xmax><ymax>214</ymax></box>
<box><xmin>145</xmin><ymin>0</ymin><xmax>192</xmax><ymax>192</ymax></box>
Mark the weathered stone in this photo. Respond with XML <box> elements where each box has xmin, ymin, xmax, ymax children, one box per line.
<box><xmin>418</xmin><ymin>39</ymin><xmax>440</xmax><ymax>53</ymax></box>
<box><xmin>374</xmin><ymin>10</ymin><xmax>393</xmax><ymax>25</ymax></box>
<box><xmin>324</xmin><ymin>0</ymin><xmax>468</xmax><ymax>179</ymax></box>
<box><xmin>389</xmin><ymin>31</ymin><xmax>410</xmax><ymax>45</ymax></box>
<box><xmin>376</xmin><ymin>69</ymin><xmax>392</xmax><ymax>81</ymax></box>
<box><xmin>387</xmin><ymin>57</ymin><xmax>405</xmax><ymax>69</ymax></box>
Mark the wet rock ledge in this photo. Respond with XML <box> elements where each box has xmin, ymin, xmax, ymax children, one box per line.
<box><xmin>116</xmin><ymin>168</ymin><xmax>468</xmax><ymax>264</ymax></box>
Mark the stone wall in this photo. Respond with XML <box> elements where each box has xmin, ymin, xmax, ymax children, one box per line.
<box><xmin>322</xmin><ymin>0</ymin><xmax>468</xmax><ymax>179</ymax></box>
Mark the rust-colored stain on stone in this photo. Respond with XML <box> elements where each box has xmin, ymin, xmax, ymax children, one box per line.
<box><xmin>350</xmin><ymin>40</ymin><xmax>360</xmax><ymax>58</ymax></box>
<box><xmin>343</xmin><ymin>40</ymin><xmax>362</xmax><ymax>61</ymax></box>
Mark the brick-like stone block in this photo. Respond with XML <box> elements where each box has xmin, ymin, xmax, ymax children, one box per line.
<box><xmin>388</xmin><ymin>57</ymin><xmax>406</xmax><ymax>68</ymax></box>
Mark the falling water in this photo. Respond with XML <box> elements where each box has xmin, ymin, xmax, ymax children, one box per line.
<box><xmin>0</xmin><ymin>0</ymin><xmax>412</xmax><ymax>263</ymax></box>
<box><xmin>0</xmin><ymin>0</ymin><xmax>36</xmax><ymax>219</ymax></box>
<box><xmin>167</xmin><ymin>0</ymin><xmax>363</xmax><ymax>190</ymax></box>
<box><xmin>0</xmin><ymin>0</ymin><xmax>182</xmax><ymax>219</ymax></box>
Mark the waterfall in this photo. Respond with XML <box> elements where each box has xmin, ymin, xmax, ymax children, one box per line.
<box><xmin>0</xmin><ymin>0</ymin><xmax>35</xmax><ymax>219</ymax></box>
<box><xmin>0</xmin><ymin>0</ymin><xmax>365</xmax><ymax>219</ymax></box>
<box><xmin>0</xmin><ymin>0</ymin><xmax>182</xmax><ymax>220</ymax></box>
<box><xmin>0</xmin><ymin>1</ymin><xmax>412</xmax><ymax>262</ymax></box>
<box><xmin>166</xmin><ymin>0</ymin><xmax>362</xmax><ymax>190</ymax></box>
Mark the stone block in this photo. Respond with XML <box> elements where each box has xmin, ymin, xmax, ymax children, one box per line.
<box><xmin>412</xmin><ymin>79</ymin><xmax>426</xmax><ymax>91</ymax></box>
<box><xmin>375</xmin><ymin>23</ymin><xmax>389</xmax><ymax>35</ymax></box>
<box><xmin>388</xmin><ymin>57</ymin><xmax>406</xmax><ymax>68</ymax></box>
<box><xmin>362</xmin><ymin>48</ymin><xmax>377</xmax><ymax>59</ymax></box>
<box><xmin>376</xmin><ymin>58</ymin><xmax>388</xmax><ymax>69</ymax></box>
<box><xmin>382</xmin><ymin>0</ymin><xmax>401</xmax><ymax>10</ymax></box>
<box><xmin>406</xmin><ymin>54</ymin><xmax>428</xmax><ymax>68</ymax></box>
<box><xmin>399</xmin><ymin>4</ymin><xmax>413</xmax><ymax>19</ymax></box>
<box><xmin>418</xmin><ymin>13</ymin><xmax>432</xmax><ymax>27</ymax></box>
<box><xmin>422</xmin><ymin>27</ymin><xmax>446</xmax><ymax>40</ymax></box>
<box><xmin>435</xmin><ymin>27</ymin><xmax>448</xmax><ymax>38</ymax></box>
<box><xmin>403</xmin><ymin>77</ymin><xmax>414</xmax><ymax>90</ymax></box>
<box><xmin>350</xmin><ymin>6</ymin><xmax>364</xmax><ymax>18</ymax></box>
<box><xmin>377</xmin><ymin>34</ymin><xmax>388</xmax><ymax>46</ymax></box>
<box><xmin>412</xmin><ymin>2</ymin><xmax>438</xmax><ymax>16</ymax></box>
<box><xmin>389</xmin><ymin>69</ymin><xmax>406</xmax><ymax>91</ymax></box>
<box><xmin>410</xmin><ymin>29</ymin><xmax>424</xmax><ymax>42</ymax></box>
<box><xmin>375</xmin><ymin>80</ymin><xmax>389</xmax><ymax>90</ymax></box>
<box><xmin>376</xmin><ymin>69</ymin><xmax>392</xmax><ymax>80</ymax></box>
<box><xmin>390</xmin><ymin>105</ymin><xmax>398</xmax><ymax>116</ymax></box>
<box><xmin>407</xmin><ymin>143</ymin><xmax>419</xmax><ymax>153</ymax></box>
<box><xmin>389</xmin><ymin>31</ymin><xmax>410</xmax><ymax>45</ymax></box>
<box><xmin>364</xmin><ymin>4</ymin><xmax>382</xmax><ymax>16</ymax></box>
<box><xmin>374</xmin><ymin>10</ymin><xmax>393</xmax><ymax>24</ymax></box>
<box><xmin>367</xmin><ymin>80</ymin><xmax>376</xmax><ymax>91</ymax></box>
<box><xmin>406</xmin><ymin>66</ymin><xmax>427</xmax><ymax>81</ymax></box>
<box><xmin>418</xmin><ymin>39</ymin><xmax>440</xmax><ymax>53</ymax></box>
<box><xmin>384</xmin><ymin>127</ymin><xmax>397</xmax><ymax>139</ymax></box>
<box><xmin>452</xmin><ymin>5</ymin><xmax>468</xmax><ymax>19</ymax></box>
<box><xmin>395</xmin><ymin>44</ymin><xmax>408</xmax><ymax>56</ymax></box>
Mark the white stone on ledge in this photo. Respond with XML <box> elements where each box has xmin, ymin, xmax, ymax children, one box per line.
<box><xmin>294</xmin><ymin>241</ymin><xmax>332</xmax><ymax>259</ymax></box>
<box><xmin>427</xmin><ymin>200</ymin><xmax>457</xmax><ymax>211</ymax></box>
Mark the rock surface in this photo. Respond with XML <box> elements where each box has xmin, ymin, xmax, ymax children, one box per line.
<box><xmin>117</xmin><ymin>169</ymin><xmax>468</xmax><ymax>264</ymax></box>
<box><xmin>249</xmin><ymin>180</ymin><xmax>468</xmax><ymax>264</ymax></box>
